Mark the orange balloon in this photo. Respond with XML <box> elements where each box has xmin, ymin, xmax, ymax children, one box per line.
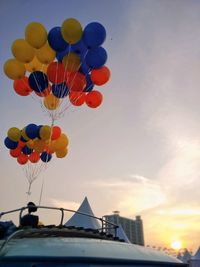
<box><xmin>17</xmin><ymin>153</ymin><xmax>28</xmax><ymax>164</ymax></box>
<box><xmin>26</xmin><ymin>140</ymin><xmax>34</xmax><ymax>149</ymax></box>
<box><xmin>51</xmin><ymin>126</ymin><xmax>61</xmax><ymax>140</ymax></box>
<box><xmin>43</xmin><ymin>94</ymin><xmax>60</xmax><ymax>110</ymax></box>
<box><xmin>10</xmin><ymin>147</ymin><xmax>21</xmax><ymax>158</ymax></box>
<box><xmin>47</xmin><ymin>62</ymin><xmax>65</xmax><ymax>84</ymax></box>
<box><xmin>62</xmin><ymin>52</ymin><xmax>80</xmax><ymax>72</ymax></box>
<box><xmin>56</xmin><ymin>147</ymin><xmax>68</xmax><ymax>158</ymax></box>
<box><xmin>29</xmin><ymin>151</ymin><xmax>40</xmax><ymax>163</ymax></box>
<box><xmin>51</xmin><ymin>133</ymin><xmax>69</xmax><ymax>151</ymax></box>
<box><xmin>91</xmin><ymin>66</ymin><xmax>110</xmax><ymax>85</ymax></box>
<box><xmin>69</xmin><ymin>91</ymin><xmax>86</xmax><ymax>106</ymax></box>
<box><xmin>13</xmin><ymin>76</ymin><xmax>33</xmax><ymax>96</ymax></box>
<box><xmin>35</xmin><ymin>85</ymin><xmax>51</xmax><ymax>97</ymax></box>
<box><xmin>66</xmin><ymin>72</ymin><xmax>86</xmax><ymax>92</ymax></box>
<box><xmin>33</xmin><ymin>139</ymin><xmax>46</xmax><ymax>153</ymax></box>
<box><xmin>44</xmin><ymin>144</ymin><xmax>55</xmax><ymax>154</ymax></box>
<box><xmin>85</xmin><ymin>90</ymin><xmax>103</xmax><ymax>108</ymax></box>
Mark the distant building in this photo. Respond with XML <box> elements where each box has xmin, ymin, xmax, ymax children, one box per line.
<box><xmin>103</xmin><ymin>211</ymin><xmax>145</xmax><ymax>246</ymax></box>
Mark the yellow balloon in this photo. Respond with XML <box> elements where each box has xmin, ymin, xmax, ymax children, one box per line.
<box><xmin>36</xmin><ymin>43</ymin><xmax>56</xmax><ymax>64</ymax></box>
<box><xmin>33</xmin><ymin>139</ymin><xmax>46</xmax><ymax>153</ymax></box>
<box><xmin>52</xmin><ymin>133</ymin><xmax>69</xmax><ymax>151</ymax></box>
<box><xmin>25</xmin><ymin>56</ymin><xmax>44</xmax><ymax>72</ymax></box>
<box><xmin>27</xmin><ymin>139</ymin><xmax>35</xmax><ymax>149</ymax></box>
<box><xmin>4</xmin><ymin>59</ymin><xmax>26</xmax><ymax>80</ymax></box>
<box><xmin>41</xmin><ymin>63</ymin><xmax>48</xmax><ymax>74</ymax></box>
<box><xmin>56</xmin><ymin>147</ymin><xmax>68</xmax><ymax>158</ymax></box>
<box><xmin>39</xmin><ymin>125</ymin><xmax>51</xmax><ymax>141</ymax></box>
<box><xmin>21</xmin><ymin>127</ymin><xmax>30</xmax><ymax>141</ymax></box>
<box><xmin>7</xmin><ymin>127</ymin><xmax>21</xmax><ymax>142</ymax></box>
<box><xmin>25</xmin><ymin>22</ymin><xmax>47</xmax><ymax>49</ymax></box>
<box><xmin>45</xmin><ymin>141</ymin><xmax>55</xmax><ymax>154</ymax></box>
<box><xmin>61</xmin><ymin>18</ymin><xmax>82</xmax><ymax>44</ymax></box>
<box><xmin>62</xmin><ymin>52</ymin><xmax>80</xmax><ymax>72</ymax></box>
<box><xmin>12</xmin><ymin>39</ymin><xmax>35</xmax><ymax>63</ymax></box>
<box><xmin>43</xmin><ymin>94</ymin><xmax>60</xmax><ymax>110</ymax></box>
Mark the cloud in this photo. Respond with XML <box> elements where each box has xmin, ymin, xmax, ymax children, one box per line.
<box><xmin>129</xmin><ymin>174</ymin><xmax>151</xmax><ymax>183</ymax></box>
<box><xmin>90</xmin><ymin>174</ymin><xmax>167</xmax><ymax>215</ymax></box>
<box><xmin>155</xmin><ymin>207</ymin><xmax>200</xmax><ymax>216</ymax></box>
<box><xmin>48</xmin><ymin>198</ymin><xmax>80</xmax><ymax>211</ymax></box>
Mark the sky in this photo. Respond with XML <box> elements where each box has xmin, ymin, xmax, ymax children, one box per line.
<box><xmin>0</xmin><ymin>0</ymin><xmax>200</xmax><ymax>253</ymax></box>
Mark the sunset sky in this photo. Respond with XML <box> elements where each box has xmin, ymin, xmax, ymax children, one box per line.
<box><xmin>0</xmin><ymin>0</ymin><xmax>200</xmax><ymax>253</ymax></box>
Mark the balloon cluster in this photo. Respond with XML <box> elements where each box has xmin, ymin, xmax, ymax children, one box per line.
<box><xmin>4</xmin><ymin>124</ymin><xmax>69</xmax><ymax>165</ymax></box>
<box><xmin>4</xmin><ymin>18</ymin><xmax>110</xmax><ymax>110</ymax></box>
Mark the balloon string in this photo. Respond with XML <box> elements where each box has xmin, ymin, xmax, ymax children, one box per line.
<box><xmin>38</xmin><ymin>177</ymin><xmax>44</xmax><ymax>205</ymax></box>
<box><xmin>37</xmin><ymin>120</ymin><xmax>55</xmax><ymax>205</ymax></box>
<box><xmin>22</xmin><ymin>160</ymin><xmax>48</xmax><ymax>199</ymax></box>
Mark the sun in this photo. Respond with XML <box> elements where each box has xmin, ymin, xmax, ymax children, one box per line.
<box><xmin>171</xmin><ymin>240</ymin><xmax>182</xmax><ymax>250</ymax></box>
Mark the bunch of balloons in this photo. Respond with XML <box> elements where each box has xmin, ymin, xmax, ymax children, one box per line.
<box><xmin>4</xmin><ymin>18</ymin><xmax>111</xmax><ymax>114</ymax></box>
<box><xmin>4</xmin><ymin>124</ymin><xmax>69</xmax><ymax>165</ymax></box>
<box><xmin>3</xmin><ymin>18</ymin><xmax>110</xmax><ymax>196</ymax></box>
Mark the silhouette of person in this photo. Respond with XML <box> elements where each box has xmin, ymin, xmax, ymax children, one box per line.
<box><xmin>20</xmin><ymin>202</ymin><xmax>39</xmax><ymax>227</ymax></box>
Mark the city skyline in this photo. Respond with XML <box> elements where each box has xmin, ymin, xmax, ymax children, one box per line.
<box><xmin>0</xmin><ymin>0</ymin><xmax>200</xmax><ymax>252</ymax></box>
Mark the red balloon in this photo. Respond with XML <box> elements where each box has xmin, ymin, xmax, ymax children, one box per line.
<box><xmin>85</xmin><ymin>90</ymin><xmax>103</xmax><ymax>108</ymax></box>
<box><xmin>17</xmin><ymin>153</ymin><xmax>28</xmax><ymax>164</ymax></box>
<box><xmin>91</xmin><ymin>66</ymin><xmax>110</xmax><ymax>86</ymax></box>
<box><xmin>47</xmin><ymin>62</ymin><xmax>65</xmax><ymax>84</ymax></box>
<box><xmin>10</xmin><ymin>147</ymin><xmax>21</xmax><ymax>158</ymax></box>
<box><xmin>13</xmin><ymin>76</ymin><xmax>33</xmax><ymax>96</ymax></box>
<box><xmin>51</xmin><ymin>126</ymin><xmax>61</xmax><ymax>140</ymax></box>
<box><xmin>45</xmin><ymin>145</ymin><xmax>54</xmax><ymax>154</ymax></box>
<box><xmin>35</xmin><ymin>85</ymin><xmax>51</xmax><ymax>97</ymax></box>
<box><xmin>18</xmin><ymin>140</ymin><xmax>26</xmax><ymax>148</ymax></box>
<box><xmin>29</xmin><ymin>151</ymin><xmax>40</xmax><ymax>163</ymax></box>
<box><xmin>66</xmin><ymin>72</ymin><xmax>86</xmax><ymax>92</ymax></box>
<box><xmin>69</xmin><ymin>91</ymin><xmax>86</xmax><ymax>106</ymax></box>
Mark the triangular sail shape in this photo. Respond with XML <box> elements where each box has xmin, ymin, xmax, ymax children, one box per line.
<box><xmin>116</xmin><ymin>224</ymin><xmax>131</xmax><ymax>243</ymax></box>
<box><xmin>65</xmin><ymin>197</ymin><xmax>101</xmax><ymax>229</ymax></box>
<box><xmin>193</xmin><ymin>247</ymin><xmax>200</xmax><ymax>260</ymax></box>
<box><xmin>181</xmin><ymin>249</ymin><xmax>191</xmax><ymax>263</ymax></box>
<box><xmin>190</xmin><ymin>247</ymin><xmax>200</xmax><ymax>267</ymax></box>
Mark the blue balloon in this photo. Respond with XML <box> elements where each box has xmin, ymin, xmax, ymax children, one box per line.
<box><xmin>48</xmin><ymin>27</ymin><xmax>69</xmax><ymax>52</ymax></box>
<box><xmin>52</xmin><ymin>82</ymin><xmax>69</xmax><ymax>98</ymax></box>
<box><xmin>56</xmin><ymin>47</ymin><xmax>69</xmax><ymax>62</ymax></box>
<box><xmin>25</xmin><ymin>124</ymin><xmax>39</xmax><ymax>139</ymax></box>
<box><xmin>83</xmin><ymin>22</ymin><xmax>106</xmax><ymax>48</ymax></box>
<box><xmin>79</xmin><ymin>61</ymin><xmax>91</xmax><ymax>75</ymax></box>
<box><xmin>40</xmin><ymin>152</ymin><xmax>52</xmax><ymax>162</ymax></box>
<box><xmin>28</xmin><ymin>71</ymin><xmax>48</xmax><ymax>93</ymax></box>
<box><xmin>4</xmin><ymin>137</ymin><xmax>18</xmax><ymax>149</ymax></box>
<box><xmin>20</xmin><ymin>136</ymin><xmax>27</xmax><ymax>142</ymax></box>
<box><xmin>71</xmin><ymin>40</ymin><xmax>88</xmax><ymax>56</ymax></box>
<box><xmin>84</xmin><ymin>74</ymin><xmax>94</xmax><ymax>92</ymax></box>
<box><xmin>86</xmin><ymin>47</ymin><xmax>107</xmax><ymax>69</ymax></box>
<box><xmin>22</xmin><ymin>146</ymin><xmax>32</xmax><ymax>155</ymax></box>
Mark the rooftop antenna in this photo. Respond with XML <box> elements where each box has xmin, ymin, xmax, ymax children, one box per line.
<box><xmin>113</xmin><ymin>211</ymin><xmax>120</xmax><ymax>215</ymax></box>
